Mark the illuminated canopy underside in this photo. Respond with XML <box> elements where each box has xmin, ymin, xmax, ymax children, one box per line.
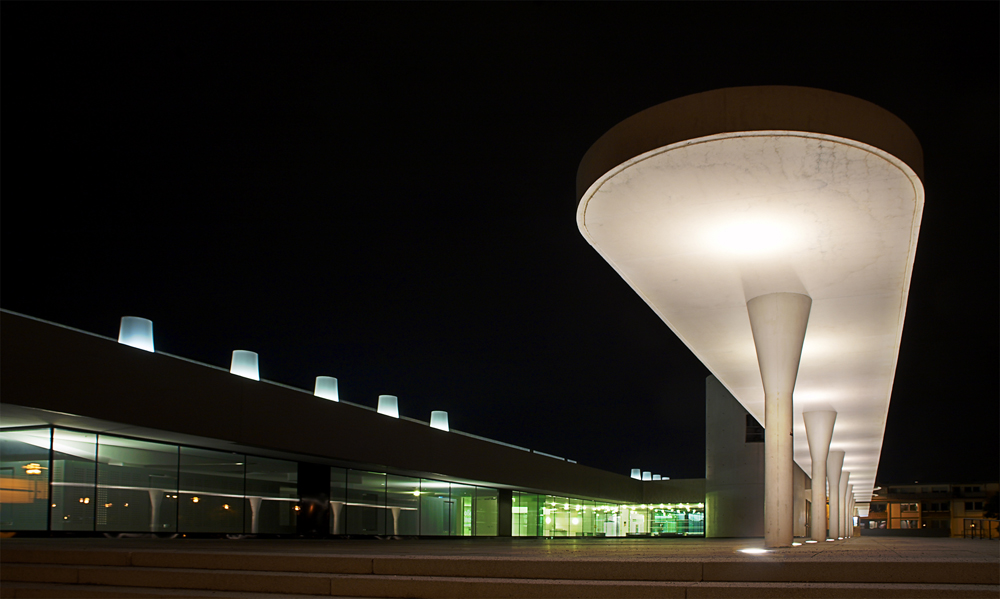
<box><xmin>579</xmin><ymin>129</ymin><xmax>923</xmax><ymax>503</ymax></box>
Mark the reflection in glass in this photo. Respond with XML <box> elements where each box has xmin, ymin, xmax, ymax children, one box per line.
<box><xmin>386</xmin><ymin>475</ymin><xmax>419</xmax><ymax>535</ymax></box>
<box><xmin>475</xmin><ymin>486</ymin><xmax>498</xmax><ymax>536</ymax></box>
<box><xmin>419</xmin><ymin>479</ymin><xmax>451</xmax><ymax>536</ymax></box>
<box><xmin>51</xmin><ymin>429</ymin><xmax>97</xmax><ymax>531</ymax></box>
<box><xmin>244</xmin><ymin>456</ymin><xmax>296</xmax><ymax>534</ymax></box>
<box><xmin>330</xmin><ymin>467</ymin><xmax>347</xmax><ymax>535</ymax></box>
<box><xmin>0</xmin><ymin>428</ymin><xmax>51</xmax><ymax>531</ymax></box>
<box><xmin>512</xmin><ymin>492</ymin><xmax>541</xmax><ymax>537</ymax></box>
<box><xmin>347</xmin><ymin>470</ymin><xmax>385</xmax><ymax>535</ymax></box>
<box><xmin>96</xmin><ymin>435</ymin><xmax>178</xmax><ymax>532</ymax></box>
<box><xmin>178</xmin><ymin>447</ymin><xmax>245</xmax><ymax>533</ymax></box>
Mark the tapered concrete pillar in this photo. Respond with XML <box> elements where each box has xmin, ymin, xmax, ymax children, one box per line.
<box><xmin>827</xmin><ymin>450</ymin><xmax>845</xmax><ymax>540</ymax></box>
<box><xmin>747</xmin><ymin>292</ymin><xmax>812</xmax><ymax>548</ymax></box>
<box><xmin>838</xmin><ymin>471</ymin><xmax>850</xmax><ymax>539</ymax></box>
<box><xmin>803</xmin><ymin>411</ymin><xmax>837</xmax><ymax>542</ymax></box>
<box><xmin>847</xmin><ymin>484</ymin><xmax>854</xmax><ymax>537</ymax></box>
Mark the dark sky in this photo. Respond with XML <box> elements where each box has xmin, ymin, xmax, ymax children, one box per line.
<box><xmin>4</xmin><ymin>4</ymin><xmax>997</xmax><ymax>485</ymax></box>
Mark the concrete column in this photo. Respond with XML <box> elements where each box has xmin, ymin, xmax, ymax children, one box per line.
<box><xmin>803</xmin><ymin>411</ymin><xmax>836</xmax><ymax>542</ymax></box>
<box><xmin>747</xmin><ymin>292</ymin><xmax>812</xmax><ymax>548</ymax></box>
<box><xmin>838</xmin><ymin>471</ymin><xmax>850</xmax><ymax>539</ymax></box>
<box><xmin>827</xmin><ymin>450</ymin><xmax>844</xmax><ymax>540</ymax></box>
<box><xmin>847</xmin><ymin>484</ymin><xmax>854</xmax><ymax>537</ymax></box>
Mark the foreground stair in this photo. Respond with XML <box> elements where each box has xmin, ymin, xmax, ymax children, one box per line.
<box><xmin>2</xmin><ymin>547</ymin><xmax>998</xmax><ymax>598</ymax></box>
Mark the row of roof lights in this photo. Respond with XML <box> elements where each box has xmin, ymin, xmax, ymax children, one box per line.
<box><xmin>117</xmin><ymin>316</ymin><xmax>450</xmax><ymax>432</ymax></box>
<box><xmin>630</xmin><ymin>468</ymin><xmax>669</xmax><ymax>481</ymax></box>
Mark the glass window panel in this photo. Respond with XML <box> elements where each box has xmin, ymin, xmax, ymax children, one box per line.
<box><xmin>524</xmin><ymin>494</ymin><xmax>542</xmax><ymax>537</ymax></box>
<box><xmin>419</xmin><ymin>479</ymin><xmax>451</xmax><ymax>536</ymax></box>
<box><xmin>51</xmin><ymin>429</ymin><xmax>97</xmax><ymax>531</ymax></box>
<box><xmin>96</xmin><ymin>435</ymin><xmax>178</xmax><ymax>533</ymax></box>
<box><xmin>346</xmin><ymin>470</ymin><xmax>385</xmax><ymax>536</ymax></box>
<box><xmin>386</xmin><ymin>475</ymin><xmax>420</xmax><ymax>536</ymax></box>
<box><xmin>330</xmin><ymin>467</ymin><xmax>347</xmax><ymax>535</ymax></box>
<box><xmin>593</xmin><ymin>501</ymin><xmax>621</xmax><ymax>537</ymax></box>
<box><xmin>511</xmin><ymin>492</ymin><xmax>522</xmax><ymax>536</ymax></box>
<box><xmin>0</xmin><ymin>428</ymin><xmax>51</xmax><ymax>531</ymax></box>
<box><xmin>178</xmin><ymin>447</ymin><xmax>245</xmax><ymax>534</ymax></box>
<box><xmin>543</xmin><ymin>496</ymin><xmax>570</xmax><ymax>536</ymax></box>
<box><xmin>568</xmin><ymin>499</ymin><xmax>585</xmax><ymax>536</ymax></box>
<box><xmin>582</xmin><ymin>500</ymin><xmax>596</xmax><ymax>536</ymax></box>
<box><xmin>474</xmin><ymin>487</ymin><xmax>498</xmax><ymax>536</ymax></box>
<box><xmin>244</xmin><ymin>455</ymin><xmax>297</xmax><ymax>535</ymax></box>
<box><xmin>450</xmin><ymin>483</ymin><xmax>475</xmax><ymax>536</ymax></box>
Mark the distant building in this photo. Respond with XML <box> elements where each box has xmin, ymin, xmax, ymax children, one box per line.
<box><xmin>862</xmin><ymin>483</ymin><xmax>999</xmax><ymax>538</ymax></box>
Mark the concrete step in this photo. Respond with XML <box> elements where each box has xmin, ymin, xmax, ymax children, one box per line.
<box><xmin>3</xmin><ymin>547</ymin><xmax>998</xmax><ymax>585</ymax></box>
<box><xmin>2</xmin><ymin>564</ymin><xmax>998</xmax><ymax>599</ymax></box>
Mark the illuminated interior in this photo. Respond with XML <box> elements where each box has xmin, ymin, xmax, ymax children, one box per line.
<box><xmin>0</xmin><ymin>427</ymin><xmax>704</xmax><ymax>537</ymax></box>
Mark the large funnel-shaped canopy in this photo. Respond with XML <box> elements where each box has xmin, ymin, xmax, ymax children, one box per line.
<box><xmin>577</xmin><ymin>87</ymin><xmax>924</xmax><ymax>502</ymax></box>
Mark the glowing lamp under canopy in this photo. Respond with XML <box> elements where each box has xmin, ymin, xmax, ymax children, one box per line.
<box><xmin>642</xmin><ymin>471</ymin><xmax>652</xmax><ymax>481</ymax></box>
<box><xmin>653</xmin><ymin>474</ymin><xmax>662</xmax><ymax>481</ymax></box>
<box><xmin>230</xmin><ymin>350</ymin><xmax>259</xmax><ymax>381</ymax></box>
<box><xmin>377</xmin><ymin>395</ymin><xmax>399</xmax><ymax>418</ymax></box>
<box><xmin>630</xmin><ymin>469</ymin><xmax>641</xmax><ymax>480</ymax></box>
<box><xmin>314</xmin><ymin>376</ymin><xmax>339</xmax><ymax>402</ymax></box>
<box><xmin>118</xmin><ymin>317</ymin><xmax>154</xmax><ymax>352</ymax></box>
<box><xmin>430</xmin><ymin>410</ymin><xmax>449</xmax><ymax>431</ymax></box>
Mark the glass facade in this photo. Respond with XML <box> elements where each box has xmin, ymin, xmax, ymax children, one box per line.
<box><xmin>96</xmin><ymin>436</ymin><xmax>178</xmax><ymax>533</ymax></box>
<box><xmin>51</xmin><ymin>429</ymin><xmax>97</xmax><ymax>531</ymax></box>
<box><xmin>178</xmin><ymin>447</ymin><xmax>245</xmax><ymax>533</ymax></box>
<box><xmin>0</xmin><ymin>428</ymin><xmax>51</xmax><ymax>531</ymax></box>
<box><xmin>0</xmin><ymin>427</ymin><xmax>706</xmax><ymax>538</ymax></box>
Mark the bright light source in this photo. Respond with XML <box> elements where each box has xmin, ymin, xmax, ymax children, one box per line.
<box><xmin>231</xmin><ymin>350</ymin><xmax>259</xmax><ymax>381</ymax></box>
<box><xmin>571</xmin><ymin>517</ymin><xmax>580</xmax><ymax>526</ymax></box>
<box><xmin>630</xmin><ymin>469</ymin><xmax>641</xmax><ymax>480</ymax></box>
<box><xmin>192</xmin><ymin>497</ymin><xmax>200</xmax><ymax>503</ymax></box>
<box><xmin>223</xmin><ymin>504</ymin><xmax>230</xmax><ymax>510</ymax></box>
<box><xmin>739</xmin><ymin>548</ymin><xmax>770</xmax><ymax>554</ymax></box>
<box><xmin>314</xmin><ymin>376</ymin><xmax>339</xmax><ymax>402</ymax></box>
<box><xmin>708</xmin><ymin>219</ymin><xmax>797</xmax><ymax>257</ymax></box>
<box><xmin>652</xmin><ymin>474</ymin><xmax>661</xmax><ymax>480</ymax></box>
<box><xmin>118</xmin><ymin>316</ymin><xmax>154</xmax><ymax>352</ymax></box>
<box><xmin>792</xmin><ymin>542</ymin><xmax>802</xmax><ymax>546</ymax></box>
<box><xmin>377</xmin><ymin>395</ymin><xmax>399</xmax><ymax>418</ymax></box>
<box><xmin>411</xmin><ymin>490</ymin><xmax>420</xmax><ymax>497</ymax></box>
<box><xmin>642</xmin><ymin>471</ymin><xmax>652</xmax><ymax>481</ymax></box>
<box><xmin>430</xmin><ymin>411</ymin><xmax>449</xmax><ymax>431</ymax></box>
<box><xmin>806</xmin><ymin>540</ymin><xmax>818</xmax><ymax>543</ymax></box>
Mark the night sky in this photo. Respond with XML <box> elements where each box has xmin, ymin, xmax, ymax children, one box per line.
<box><xmin>4</xmin><ymin>4</ymin><xmax>997</xmax><ymax>485</ymax></box>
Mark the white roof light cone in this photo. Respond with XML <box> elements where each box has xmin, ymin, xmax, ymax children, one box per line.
<box><xmin>314</xmin><ymin>376</ymin><xmax>339</xmax><ymax>402</ymax></box>
<box><xmin>630</xmin><ymin>469</ymin><xmax>641</xmax><ymax>480</ymax></box>
<box><xmin>118</xmin><ymin>317</ymin><xmax>154</xmax><ymax>352</ymax></box>
<box><xmin>652</xmin><ymin>474</ymin><xmax>662</xmax><ymax>481</ymax></box>
<box><xmin>429</xmin><ymin>411</ymin><xmax>449</xmax><ymax>431</ymax></box>
<box><xmin>642</xmin><ymin>471</ymin><xmax>652</xmax><ymax>481</ymax></box>
<box><xmin>230</xmin><ymin>350</ymin><xmax>259</xmax><ymax>381</ymax></box>
<box><xmin>377</xmin><ymin>395</ymin><xmax>399</xmax><ymax>418</ymax></box>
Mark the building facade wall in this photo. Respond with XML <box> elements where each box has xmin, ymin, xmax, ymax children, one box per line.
<box><xmin>705</xmin><ymin>375</ymin><xmax>764</xmax><ymax>538</ymax></box>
